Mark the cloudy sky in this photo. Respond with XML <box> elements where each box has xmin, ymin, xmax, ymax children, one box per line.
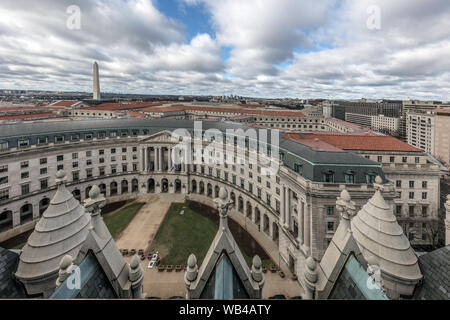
<box><xmin>0</xmin><ymin>0</ymin><xmax>450</xmax><ymax>99</ymax></box>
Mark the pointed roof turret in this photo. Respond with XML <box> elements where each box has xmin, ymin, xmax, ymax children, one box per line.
<box><xmin>351</xmin><ymin>176</ymin><xmax>422</xmax><ymax>298</ymax></box>
<box><xmin>15</xmin><ymin>171</ymin><xmax>91</xmax><ymax>297</ymax></box>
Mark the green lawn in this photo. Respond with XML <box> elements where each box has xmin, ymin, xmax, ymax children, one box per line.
<box><xmin>104</xmin><ymin>202</ymin><xmax>145</xmax><ymax>239</ymax></box>
<box><xmin>150</xmin><ymin>202</ymin><xmax>273</xmax><ymax>268</ymax></box>
<box><xmin>150</xmin><ymin>203</ymin><xmax>218</xmax><ymax>266</ymax></box>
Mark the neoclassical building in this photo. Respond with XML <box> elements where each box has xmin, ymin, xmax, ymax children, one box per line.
<box><xmin>0</xmin><ymin>118</ymin><xmax>399</xmax><ymax>289</ymax></box>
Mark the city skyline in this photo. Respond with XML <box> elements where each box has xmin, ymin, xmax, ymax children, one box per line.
<box><xmin>1</xmin><ymin>1</ymin><xmax>450</xmax><ymax>100</ymax></box>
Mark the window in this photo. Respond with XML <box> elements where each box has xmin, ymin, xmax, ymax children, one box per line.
<box><xmin>57</xmin><ymin>164</ymin><xmax>64</xmax><ymax>171</ymax></box>
<box><xmin>409</xmin><ymin>181</ymin><xmax>415</xmax><ymax>188</ymax></box>
<box><xmin>21</xmin><ymin>184</ymin><xmax>30</xmax><ymax>195</ymax></box>
<box><xmin>344</xmin><ymin>171</ymin><xmax>355</xmax><ymax>184</ymax></box>
<box><xmin>72</xmin><ymin>153</ymin><xmax>78</xmax><ymax>159</ymax></box>
<box><xmin>266</xmin><ymin>181</ymin><xmax>271</xmax><ymax>188</ymax></box>
<box><xmin>216</xmin><ymin>169</ymin><xmax>221</xmax><ymax>179</ymax></box>
<box><xmin>72</xmin><ymin>162</ymin><xmax>78</xmax><ymax>168</ymax></box>
<box><xmin>390</xmin><ymin>156</ymin><xmax>395</xmax><ymax>163</ymax></box>
<box><xmin>99</xmin><ymin>158</ymin><xmax>105</xmax><ymax>164</ymax></box>
<box><xmin>276</xmin><ymin>200</ymin><xmax>280</xmax><ymax>213</ymax></box>
<box><xmin>257</xmin><ymin>188</ymin><xmax>262</xmax><ymax>199</ymax></box>
<box><xmin>396</xmin><ymin>180</ymin><xmax>402</xmax><ymax>188</ymax></box>
<box><xmin>122</xmin><ymin>164</ymin><xmax>128</xmax><ymax>172</ymax></box>
<box><xmin>21</xmin><ymin>172</ymin><xmax>29</xmax><ymax>179</ymax></box>
<box><xmin>40</xmin><ymin>158</ymin><xmax>47</xmax><ymax>165</ymax></box>
<box><xmin>422</xmin><ymin>181</ymin><xmax>427</xmax><ymax>189</ymax></box>
<box><xmin>0</xmin><ymin>165</ymin><xmax>7</xmax><ymax>173</ymax></box>
<box><xmin>122</xmin><ymin>155</ymin><xmax>127</xmax><ymax>161</ymax></box>
<box><xmin>20</xmin><ymin>161</ymin><xmax>29</xmax><ymax>169</ymax></box>
<box><xmin>276</xmin><ymin>187</ymin><xmax>280</xmax><ymax>195</ymax></box>
<box><xmin>0</xmin><ymin>177</ymin><xmax>8</xmax><ymax>185</ymax></box>
<box><xmin>409</xmin><ymin>192</ymin><xmax>415</xmax><ymax>199</ymax></box>
<box><xmin>232</xmin><ymin>175</ymin><xmax>236</xmax><ymax>184</ymax></box>
<box><xmin>110</xmin><ymin>131</ymin><xmax>117</xmax><ymax>137</ymax></box>
<box><xmin>57</xmin><ymin>155</ymin><xmax>64</xmax><ymax>162</ymax></box>
<box><xmin>0</xmin><ymin>189</ymin><xmax>9</xmax><ymax>201</ymax></box>
<box><xmin>132</xmin><ymin>147</ymin><xmax>137</xmax><ymax>152</ymax></box>
<box><xmin>327</xmin><ymin>222</ymin><xmax>334</xmax><ymax>231</ymax></box>
<box><xmin>40</xmin><ymin>168</ymin><xmax>47</xmax><ymax>175</ymax></box>
<box><xmin>365</xmin><ymin>173</ymin><xmax>376</xmax><ymax>184</ymax></box>
<box><xmin>294</xmin><ymin>163</ymin><xmax>302</xmax><ymax>174</ymax></box>
<box><xmin>72</xmin><ymin>171</ymin><xmax>79</xmax><ymax>181</ymax></box>
<box><xmin>86</xmin><ymin>169</ymin><xmax>93</xmax><ymax>178</ymax></box>
<box><xmin>133</xmin><ymin>163</ymin><xmax>138</xmax><ymax>171</ymax></box>
<box><xmin>38</xmin><ymin>137</ymin><xmax>48</xmax><ymax>145</ymax></box>
<box><xmin>396</xmin><ymin>205</ymin><xmax>402</xmax><ymax>216</ymax></box>
<box><xmin>422</xmin><ymin>192</ymin><xmax>427</xmax><ymax>200</ymax></box>
<box><xmin>0</xmin><ymin>141</ymin><xmax>8</xmax><ymax>150</ymax></box>
<box><xmin>86</xmin><ymin>160</ymin><xmax>92</xmax><ymax>166</ymax></box>
<box><xmin>99</xmin><ymin>149</ymin><xmax>105</xmax><ymax>155</ymax></box>
<box><xmin>224</xmin><ymin>172</ymin><xmax>228</xmax><ymax>181</ymax></box>
<box><xmin>18</xmin><ymin>139</ymin><xmax>30</xmax><ymax>147</ymax></box>
<box><xmin>415</xmin><ymin>157</ymin><xmax>420</xmax><ymax>164</ymax></box>
<box><xmin>111</xmin><ymin>166</ymin><xmax>117</xmax><ymax>174</ymax></box>
<box><xmin>54</xmin><ymin>136</ymin><xmax>64</xmax><ymax>143</ymax></box>
<box><xmin>38</xmin><ymin>178</ymin><xmax>48</xmax><ymax>190</ymax></box>
<box><xmin>323</xmin><ymin>171</ymin><xmax>335</xmax><ymax>183</ymax></box>
<box><xmin>327</xmin><ymin>206</ymin><xmax>334</xmax><ymax>215</ymax></box>
<box><xmin>209</xmin><ymin>168</ymin><xmax>213</xmax><ymax>176</ymax></box>
<box><xmin>71</xmin><ymin>134</ymin><xmax>80</xmax><ymax>141</ymax></box>
<box><xmin>266</xmin><ymin>194</ymin><xmax>271</xmax><ymax>206</ymax></box>
<box><xmin>85</xmin><ymin>133</ymin><xmax>93</xmax><ymax>140</ymax></box>
<box><xmin>86</xmin><ymin>151</ymin><xmax>92</xmax><ymax>157</ymax></box>
<box><xmin>409</xmin><ymin>205</ymin><xmax>415</xmax><ymax>217</ymax></box>
<box><xmin>241</xmin><ymin>179</ymin><xmax>245</xmax><ymax>188</ymax></box>
<box><xmin>422</xmin><ymin>206</ymin><xmax>428</xmax><ymax>217</ymax></box>
<box><xmin>99</xmin><ymin>167</ymin><xmax>105</xmax><ymax>176</ymax></box>
<box><xmin>249</xmin><ymin>183</ymin><xmax>253</xmax><ymax>193</ymax></box>
<box><xmin>377</xmin><ymin>156</ymin><xmax>382</xmax><ymax>162</ymax></box>
<box><xmin>111</xmin><ymin>156</ymin><xmax>116</xmax><ymax>162</ymax></box>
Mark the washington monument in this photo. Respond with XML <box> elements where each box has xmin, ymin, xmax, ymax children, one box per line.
<box><xmin>93</xmin><ymin>61</ymin><xmax>101</xmax><ymax>100</ymax></box>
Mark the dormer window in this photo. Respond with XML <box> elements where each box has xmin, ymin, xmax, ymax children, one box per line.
<box><xmin>323</xmin><ymin>170</ymin><xmax>335</xmax><ymax>183</ymax></box>
<box><xmin>344</xmin><ymin>170</ymin><xmax>356</xmax><ymax>184</ymax></box>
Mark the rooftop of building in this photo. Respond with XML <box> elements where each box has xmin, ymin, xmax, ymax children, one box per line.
<box><xmin>50</xmin><ymin>100</ymin><xmax>80</xmax><ymax>107</ymax></box>
<box><xmin>0</xmin><ymin>112</ymin><xmax>56</xmax><ymax>121</ymax></box>
<box><xmin>285</xmin><ymin>133</ymin><xmax>422</xmax><ymax>153</ymax></box>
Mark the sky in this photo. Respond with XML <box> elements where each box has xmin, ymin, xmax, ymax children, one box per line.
<box><xmin>0</xmin><ymin>0</ymin><xmax>450</xmax><ymax>99</ymax></box>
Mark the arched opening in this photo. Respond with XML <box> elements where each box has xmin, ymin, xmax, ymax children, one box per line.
<box><xmin>263</xmin><ymin>215</ymin><xmax>270</xmax><ymax>236</ymax></box>
<box><xmin>191</xmin><ymin>180</ymin><xmax>197</xmax><ymax>193</ymax></box>
<box><xmin>238</xmin><ymin>196</ymin><xmax>244</xmax><ymax>213</ymax></box>
<box><xmin>85</xmin><ymin>186</ymin><xmax>92</xmax><ymax>199</ymax></box>
<box><xmin>199</xmin><ymin>181</ymin><xmax>205</xmax><ymax>195</ymax></box>
<box><xmin>131</xmin><ymin>179</ymin><xmax>139</xmax><ymax>193</ymax></box>
<box><xmin>214</xmin><ymin>185</ymin><xmax>220</xmax><ymax>198</ymax></box>
<box><xmin>20</xmin><ymin>204</ymin><xmax>33</xmax><ymax>224</ymax></box>
<box><xmin>148</xmin><ymin>179</ymin><xmax>155</xmax><ymax>193</ymax></box>
<box><xmin>110</xmin><ymin>181</ymin><xmax>118</xmax><ymax>196</ymax></box>
<box><xmin>254</xmin><ymin>208</ymin><xmax>261</xmax><ymax>230</ymax></box>
<box><xmin>39</xmin><ymin>198</ymin><xmax>50</xmax><ymax>215</ymax></box>
<box><xmin>207</xmin><ymin>183</ymin><xmax>213</xmax><ymax>198</ymax></box>
<box><xmin>0</xmin><ymin>210</ymin><xmax>13</xmax><ymax>232</ymax></box>
<box><xmin>175</xmin><ymin>179</ymin><xmax>182</xmax><ymax>193</ymax></box>
<box><xmin>230</xmin><ymin>192</ymin><xmax>236</xmax><ymax>209</ymax></box>
<box><xmin>99</xmin><ymin>184</ymin><xmax>106</xmax><ymax>196</ymax></box>
<box><xmin>246</xmin><ymin>201</ymin><xmax>252</xmax><ymax>219</ymax></box>
<box><xmin>272</xmin><ymin>222</ymin><xmax>279</xmax><ymax>243</ymax></box>
<box><xmin>72</xmin><ymin>189</ymin><xmax>81</xmax><ymax>201</ymax></box>
<box><xmin>121</xmin><ymin>180</ymin><xmax>129</xmax><ymax>194</ymax></box>
<box><xmin>161</xmin><ymin>179</ymin><xmax>169</xmax><ymax>193</ymax></box>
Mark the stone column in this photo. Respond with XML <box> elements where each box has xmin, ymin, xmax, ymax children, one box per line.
<box><xmin>12</xmin><ymin>210</ymin><xmax>20</xmax><ymax>228</ymax></box>
<box><xmin>158</xmin><ymin>147</ymin><xmax>162</xmax><ymax>172</ymax></box>
<box><xmin>304</xmin><ymin>202</ymin><xmax>311</xmax><ymax>252</ymax></box>
<box><xmin>445</xmin><ymin>195</ymin><xmax>450</xmax><ymax>246</ymax></box>
<box><xmin>168</xmin><ymin>147</ymin><xmax>172</xmax><ymax>171</ymax></box>
<box><xmin>298</xmin><ymin>200</ymin><xmax>304</xmax><ymax>244</ymax></box>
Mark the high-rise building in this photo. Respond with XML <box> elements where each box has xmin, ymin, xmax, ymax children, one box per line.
<box><xmin>93</xmin><ymin>61</ymin><xmax>101</xmax><ymax>100</ymax></box>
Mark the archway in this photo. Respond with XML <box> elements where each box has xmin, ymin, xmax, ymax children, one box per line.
<box><xmin>207</xmin><ymin>183</ymin><xmax>213</xmax><ymax>198</ymax></box>
<box><xmin>99</xmin><ymin>184</ymin><xmax>106</xmax><ymax>196</ymax></box>
<box><xmin>110</xmin><ymin>181</ymin><xmax>118</xmax><ymax>196</ymax></box>
<box><xmin>238</xmin><ymin>196</ymin><xmax>244</xmax><ymax>213</ymax></box>
<box><xmin>272</xmin><ymin>222</ymin><xmax>279</xmax><ymax>242</ymax></box>
<box><xmin>199</xmin><ymin>181</ymin><xmax>205</xmax><ymax>195</ymax></box>
<box><xmin>85</xmin><ymin>186</ymin><xmax>92</xmax><ymax>199</ymax></box>
<box><xmin>121</xmin><ymin>180</ymin><xmax>129</xmax><ymax>194</ymax></box>
<box><xmin>131</xmin><ymin>179</ymin><xmax>139</xmax><ymax>193</ymax></box>
<box><xmin>72</xmin><ymin>189</ymin><xmax>81</xmax><ymax>201</ymax></box>
<box><xmin>230</xmin><ymin>192</ymin><xmax>236</xmax><ymax>209</ymax></box>
<box><xmin>39</xmin><ymin>198</ymin><xmax>50</xmax><ymax>215</ymax></box>
<box><xmin>0</xmin><ymin>210</ymin><xmax>13</xmax><ymax>232</ymax></box>
<box><xmin>20</xmin><ymin>204</ymin><xmax>33</xmax><ymax>224</ymax></box>
<box><xmin>263</xmin><ymin>214</ymin><xmax>270</xmax><ymax>236</ymax></box>
<box><xmin>175</xmin><ymin>179</ymin><xmax>182</xmax><ymax>194</ymax></box>
<box><xmin>191</xmin><ymin>180</ymin><xmax>197</xmax><ymax>193</ymax></box>
<box><xmin>161</xmin><ymin>179</ymin><xmax>169</xmax><ymax>193</ymax></box>
<box><xmin>148</xmin><ymin>179</ymin><xmax>155</xmax><ymax>193</ymax></box>
<box><xmin>214</xmin><ymin>185</ymin><xmax>220</xmax><ymax>198</ymax></box>
<box><xmin>246</xmin><ymin>201</ymin><xmax>252</xmax><ymax>219</ymax></box>
<box><xmin>255</xmin><ymin>207</ymin><xmax>261</xmax><ymax>225</ymax></box>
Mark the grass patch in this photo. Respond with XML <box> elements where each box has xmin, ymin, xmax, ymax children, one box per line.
<box><xmin>150</xmin><ymin>201</ymin><xmax>273</xmax><ymax>268</ymax></box>
<box><xmin>104</xmin><ymin>202</ymin><xmax>145</xmax><ymax>239</ymax></box>
<box><xmin>150</xmin><ymin>203</ymin><xmax>218</xmax><ymax>266</ymax></box>
<box><xmin>13</xmin><ymin>242</ymin><xmax>26</xmax><ymax>250</ymax></box>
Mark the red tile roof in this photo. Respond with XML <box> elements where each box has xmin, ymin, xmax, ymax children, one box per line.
<box><xmin>432</xmin><ymin>108</ymin><xmax>450</xmax><ymax>115</ymax></box>
<box><xmin>285</xmin><ymin>133</ymin><xmax>422</xmax><ymax>152</ymax></box>
<box><xmin>85</xmin><ymin>102</ymin><xmax>170</xmax><ymax>111</ymax></box>
<box><xmin>51</xmin><ymin>100</ymin><xmax>79</xmax><ymax>107</ymax></box>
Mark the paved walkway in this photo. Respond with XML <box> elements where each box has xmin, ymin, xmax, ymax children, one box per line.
<box><xmin>116</xmin><ymin>194</ymin><xmax>303</xmax><ymax>298</ymax></box>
